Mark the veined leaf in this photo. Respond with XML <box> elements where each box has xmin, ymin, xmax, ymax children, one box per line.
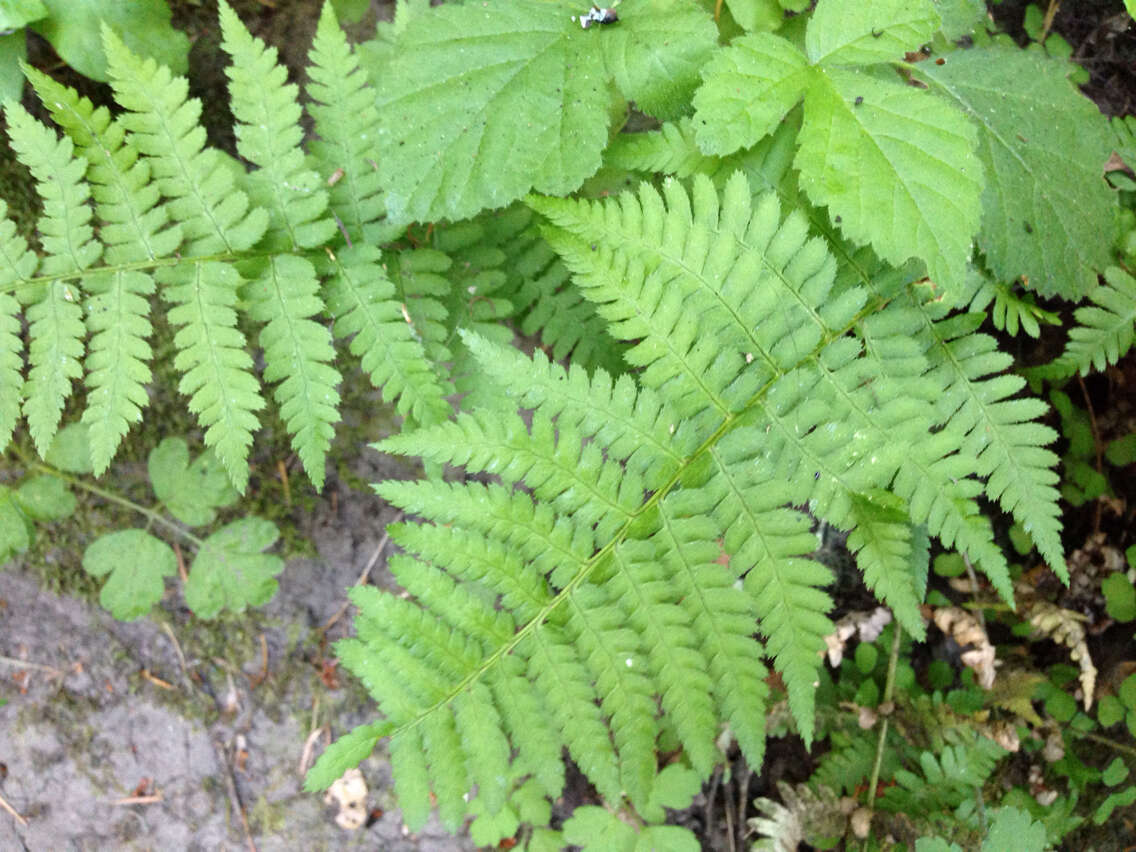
<box><xmin>83</xmin><ymin>529</ymin><xmax>175</xmax><ymax>621</ymax></box>
<box><xmin>917</xmin><ymin>46</ymin><xmax>1115</xmax><ymax>298</ymax></box>
<box><xmin>796</xmin><ymin>67</ymin><xmax>982</xmax><ymax>289</ymax></box>
<box><xmin>371</xmin><ymin>0</ymin><xmax>714</xmax><ymax>224</ymax></box>
<box><xmin>185</xmin><ymin>517</ymin><xmax>283</xmax><ymax>618</ymax></box>
<box><xmin>692</xmin><ymin>33</ymin><xmax>810</xmax><ymax>157</ymax></box>
<box><xmin>806</xmin><ymin>0</ymin><xmax>940</xmax><ymax>66</ymax></box>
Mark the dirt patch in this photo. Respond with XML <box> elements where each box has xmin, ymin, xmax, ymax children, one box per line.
<box><xmin>0</xmin><ymin>459</ymin><xmax>474</xmax><ymax>851</ymax></box>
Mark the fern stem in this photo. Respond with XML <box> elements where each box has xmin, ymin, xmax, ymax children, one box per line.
<box><xmin>863</xmin><ymin>623</ymin><xmax>903</xmax><ymax>839</ymax></box>
<box><xmin>1072</xmin><ymin>730</ymin><xmax>1136</xmax><ymax>760</ymax></box>
<box><xmin>23</xmin><ymin>458</ymin><xmax>204</xmax><ymax>548</ymax></box>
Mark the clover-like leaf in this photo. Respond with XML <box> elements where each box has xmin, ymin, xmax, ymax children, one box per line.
<box><xmin>148</xmin><ymin>437</ymin><xmax>238</xmax><ymax>527</ymax></box>
<box><xmin>185</xmin><ymin>517</ymin><xmax>283</xmax><ymax>618</ymax></box>
<box><xmin>0</xmin><ymin>485</ymin><xmax>32</xmax><ymax>562</ymax></box>
<box><xmin>15</xmin><ymin>475</ymin><xmax>76</xmax><ymax>521</ymax></box>
<box><xmin>83</xmin><ymin>529</ymin><xmax>176</xmax><ymax>621</ymax></box>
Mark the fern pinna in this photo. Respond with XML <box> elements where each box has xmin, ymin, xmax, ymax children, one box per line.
<box><xmin>308</xmin><ymin>170</ymin><xmax>1064</xmax><ymax>836</ymax></box>
<box><xmin>0</xmin><ymin>2</ymin><xmax>456</xmax><ymax>492</ymax></box>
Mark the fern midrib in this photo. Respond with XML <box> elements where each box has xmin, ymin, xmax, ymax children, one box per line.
<box><xmin>0</xmin><ymin>246</ymin><xmax>331</xmax><ymax>298</ymax></box>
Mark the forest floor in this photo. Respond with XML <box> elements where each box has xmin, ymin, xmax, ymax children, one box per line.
<box><xmin>2</xmin><ymin>1</ymin><xmax>1136</xmax><ymax>850</ymax></box>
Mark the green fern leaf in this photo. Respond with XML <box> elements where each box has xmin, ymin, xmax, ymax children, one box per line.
<box><xmin>305</xmin><ymin>1</ymin><xmax>399</xmax><ymax>244</ymax></box>
<box><xmin>323</xmin><ymin>245</ymin><xmax>451</xmax><ymax>425</ymax></box>
<box><xmin>846</xmin><ymin>491</ymin><xmax>925</xmax><ymax>636</ymax></box>
<box><xmin>607</xmin><ymin>117</ymin><xmax>719</xmax><ymax>179</ymax></box>
<box><xmin>914</xmin><ymin>294</ymin><xmax>1064</xmax><ymax>579</ymax></box>
<box><xmin>220</xmin><ymin>2</ymin><xmax>341</xmax><ymax>489</ymax></box>
<box><xmin>917</xmin><ymin>47</ymin><xmax>1116</xmax><ymax>298</ymax></box>
<box><xmin>26</xmin><ymin>68</ymin><xmax>180</xmax><ymax>472</ymax></box>
<box><xmin>1029</xmin><ymin>267</ymin><xmax>1136</xmax><ymax>382</ymax></box>
<box><xmin>105</xmin><ymin>28</ymin><xmax>267</xmax><ymax>491</ymax></box>
<box><xmin>368</xmin><ymin>0</ymin><xmax>715</xmax><ymax>223</ymax></box>
<box><xmin>6</xmin><ymin>102</ymin><xmax>98</xmax><ymax>455</ymax></box>
<box><xmin>0</xmin><ymin>208</ymin><xmax>37</xmax><ymax>451</ymax></box>
<box><xmin>165</xmin><ymin>261</ymin><xmax>265</xmax><ymax>494</ymax></box>
<box><xmin>303</xmin><ymin>721</ymin><xmax>391</xmax><ymax>793</ymax></box>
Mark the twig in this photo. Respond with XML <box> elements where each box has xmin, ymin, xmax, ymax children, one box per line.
<box><xmin>161</xmin><ymin>622</ymin><xmax>193</xmax><ymax>690</ymax></box>
<box><xmin>111</xmin><ymin>793</ymin><xmax>164</xmax><ymax>806</ymax></box>
<box><xmin>961</xmin><ymin>554</ymin><xmax>986</xmax><ymax>632</ymax></box>
<box><xmin>0</xmin><ymin>790</ymin><xmax>28</xmax><ymax>826</ymax></box>
<box><xmin>213</xmin><ymin>738</ymin><xmax>257</xmax><ymax>852</ymax></box>
<box><xmin>734</xmin><ymin>761</ymin><xmax>752</xmax><ymax>851</ymax></box>
<box><xmin>1076</xmin><ymin>373</ymin><xmax>1104</xmax><ymax>535</ymax></box>
<box><xmin>863</xmin><ymin>624</ymin><xmax>903</xmax><ymax>850</ymax></box>
<box><xmin>319</xmin><ymin>516</ymin><xmax>401</xmax><ymax>634</ymax></box>
<box><xmin>0</xmin><ymin>655</ymin><xmax>61</xmax><ymax>675</ymax></box>
<box><xmin>1040</xmin><ymin>0</ymin><xmax>1060</xmax><ymax>43</ymax></box>
<box><xmin>298</xmin><ymin>724</ymin><xmax>327</xmax><ymax>778</ymax></box>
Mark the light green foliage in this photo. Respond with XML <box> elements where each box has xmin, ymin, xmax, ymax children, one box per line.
<box><xmin>0</xmin><ymin>0</ymin><xmax>188</xmax><ymax>101</ymax></box>
<box><xmin>916</xmin><ymin>48</ymin><xmax>1116</xmax><ymax>298</ymax></box>
<box><xmin>365</xmin><ymin>0</ymin><xmax>716</xmax><ymax>223</ymax></box>
<box><xmin>693</xmin><ymin>0</ymin><xmax>983</xmax><ymax>292</ymax></box>
<box><xmin>148</xmin><ymin>437</ymin><xmax>237</xmax><ymax>527</ymax></box>
<box><xmin>1027</xmin><ymin>267</ymin><xmax>1136</xmax><ymax>381</ymax></box>
<box><xmin>311</xmin><ymin>168</ymin><xmax>1058</xmax><ymax>840</ymax></box>
<box><xmin>83</xmin><ymin>529</ymin><xmax>175</xmax><ymax>621</ymax></box>
<box><xmin>915</xmin><ymin>807</ymin><xmax>1049</xmax><ymax>852</ymax></box>
<box><xmin>1102</xmin><ymin>573</ymin><xmax>1136</xmax><ymax>622</ymax></box>
<box><xmin>184</xmin><ymin>518</ymin><xmax>283</xmax><ymax>619</ymax></box>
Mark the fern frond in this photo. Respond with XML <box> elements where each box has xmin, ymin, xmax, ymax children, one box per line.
<box><xmin>104</xmin><ymin>26</ymin><xmax>267</xmax><ymax>255</ymax></box>
<box><xmin>306</xmin><ymin>2</ymin><xmax>398</xmax><ymax>244</ymax></box>
<box><xmin>1028</xmin><ymin>266</ymin><xmax>1136</xmax><ymax>382</ymax></box>
<box><xmin>323</xmin><ymin>244</ymin><xmax>451</xmax><ymax>424</ymax></box>
<box><xmin>104</xmin><ymin>28</ymin><xmax>267</xmax><ymax>491</ymax></box>
<box><xmin>845</xmin><ymin>492</ymin><xmax>924</xmax><ymax>636</ymax></box>
<box><xmin>462</xmin><ymin>333</ymin><xmax>688</xmax><ymax>485</ymax></box>
<box><xmin>165</xmin><ymin>261</ymin><xmax>264</xmax><ymax>493</ymax></box>
<box><xmin>6</xmin><ymin>102</ymin><xmax>98</xmax><ymax>454</ymax></box>
<box><xmin>220</xmin><ymin>3</ymin><xmax>341</xmax><ymax>489</ymax></box>
<box><xmin>606</xmin><ymin>117</ymin><xmax>717</xmax><ymax>179</ymax></box>
<box><xmin>0</xmin><ymin>208</ymin><xmax>37</xmax><ymax>450</ymax></box>
<box><xmin>878</xmin><ymin>734</ymin><xmax>1006</xmax><ymax>816</ymax></box>
<box><xmin>913</xmin><ymin>292</ymin><xmax>1065</xmax><ymax>580</ymax></box>
<box><xmin>26</xmin><ymin>67</ymin><xmax>179</xmax><ymax>472</ymax></box>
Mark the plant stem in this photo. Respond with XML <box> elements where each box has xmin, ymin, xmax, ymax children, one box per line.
<box><xmin>17</xmin><ymin>453</ymin><xmax>203</xmax><ymax>548</ymax></box>
<box><xmin>863</xmin><ymin>623</ymin><xmax>904</xmax><ymax>846</ymax></box>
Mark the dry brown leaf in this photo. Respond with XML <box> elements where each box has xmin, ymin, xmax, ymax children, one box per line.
<box><xmin>933</xmin><ymin>607</ymin><xmax>997</xmax><ymax>689</ymax></box>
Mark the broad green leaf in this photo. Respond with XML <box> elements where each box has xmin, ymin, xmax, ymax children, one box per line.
<box><xmin>15</xmin><ymin>475</ymin><xmax>75</xmax><ymax>521</ymax></box>
<box><xmin>596</xmin><ymin>0</ymin><xmax>717</xmax><ymax>120</ymax></box>
<box><xmin>724</xmin><ymin>0</ymin><xmax>783</xmax><ymax>32</ymax></box>
<box><xmin>373</xmin><ymin>0</ymin><xmax>713</xmax><ymax>223</ymax></box>
<box><xmin>917</xmin><ymin>47</ymin><xmax>1116</xmax><ymax>298</ymax></box>
<box><xmin>44</xmin><ymin>422</ymin><xmax>93</xmax><ymax>474</ymax></box>
<box><xmin>185</xmin><ymin>517</ymin><xmax>283</xmax><ymax>618</ymax></box>
<box><xmin>148</xmin><ymin>437</ymin><xmax>238</xmax><ymax>527</ymax></box>
<box><xmin>0</xmin><ymin>0</ymin><xmax>45</xmax><ymax>29</ymax></box>
<box><xmin>692</xmin><ymin>32</ymin><xmax>810</xmax><ymax>156</ymax></box>
<box><xmin>83</xmin><ymin>529</ymin><xmax>176</xmax><ymax>620</ymax></box>
<box><xmin>330</xmin><ymin>0</ymin><xmax>370</xmax><ymax>24</ymax></box>
<box><xmin>31</xmin><ymin>0</ymin><xmax>188</xmax><ymax>81</ymax></box>
<box><xmin>796</xmin><ymin>67</ymin><xmax>982</xmax><ymax>289</ymax></box>
<box><xmin>0</xmin><ymin>31</ymin><xmax>26</xmax><ymax>102</ymax></box>
<box><xmin>806</xmin><ymin>0</ymin><xmax>940</xmax><ymax>66</ymax></box>
<box><xmin>1102</xmin><ymin>572</ymin><xmax>1136</xmax><ymax>622</ymax></box>
<box><xmin>932</xmin><ymin>0</ymin><xmax>987</xmax><ymax>40</ymax></box>
<box><xmin>0</xmin><ymin>485</ymin><xmax>32</xmax><ymax>562</ymax></box>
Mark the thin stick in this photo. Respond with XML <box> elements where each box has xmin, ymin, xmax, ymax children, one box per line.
<box><xmin>0</xmin><ymin>790</ymin><xmax>28</xmax><ymax>826</ymax></box>
<box><xmin>213</xmin><ymin>738</ymin><xmax>257</xmax><ymax>852</ymax></box>
<box><xmin>1040</xmin><ymin>0</ymin><xmax>1060</xmax><ymax>43</ymax></box>
<box><xmin>111</xmin><ymin>793</ymin><xmax>164</xmax><ymax>806</ymax></box>
<box><xmin>0</xmin><ymin>655</ymin><xmax>60</xmax><ymax>675</ymax></box>
<box><xmin>320</xmin><ymin>517</ymin><xmax>400</xmax><ymax>634</ymax></box>
<box><xmin>961</xmin><ymin>555</ymin><xmax>986</xmax><ymax>632</ymax></box>
<box><xmin>863</xmin><ymin>624</ymin><xmax>903</xmax><ymax>850</ymax></box>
